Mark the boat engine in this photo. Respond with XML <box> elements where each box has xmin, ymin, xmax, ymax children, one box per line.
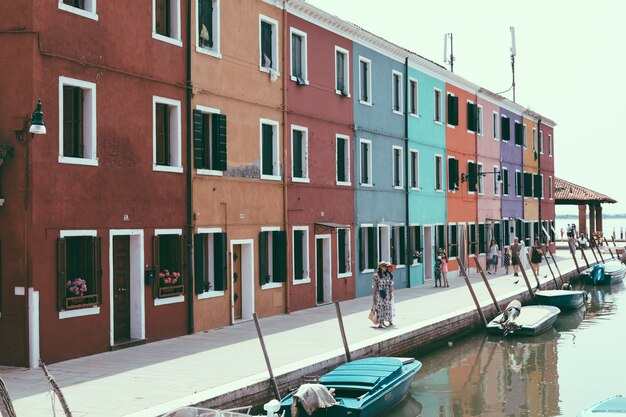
<box><xmin>499</xmin><ymin>300</ymin><xmax>522</xmax><ymax>336</ymax></box>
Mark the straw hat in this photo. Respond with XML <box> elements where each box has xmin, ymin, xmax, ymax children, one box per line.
<box><xmin>377</xmin><ymin>261</ymin><xmax>391</xmax><ymax>268</ymax></box>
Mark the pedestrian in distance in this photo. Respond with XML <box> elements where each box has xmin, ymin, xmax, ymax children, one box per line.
<box><xmin>511</xmin><ymin>237</ymin><xmax>522</xmax><ymax>277</ymax></box>
<box><xmin>434</xmin><ymin>257</ymin><xmax>442</xmax><ymax>288</ymax></box>
<box><xmin>503</xmin><ymin>247</ymin><xmax>511</xmax><ymax>275</ymax></box>
<box><xmin>440</xmin><ymin>252</ymin><xmax>449</xmax><ymax>287</ymax></box>
<box><xmin>530</xmin><ymin>239</ymin><xmax>543</xmax><ymax>276</ymax></box>
<box><xmin>371</xmin><ymin>261</ymin><xmax>394</xmax><ymax>328</ymax></box>
<box><xmin>560</xmin><ymin>227</ymin><xmax>564</xmax><ymax>241</ymax></box>
<box><xmin>487</xmin><ymin>239</ymin><xmax>500</xmax><ymax>274</ymax></box>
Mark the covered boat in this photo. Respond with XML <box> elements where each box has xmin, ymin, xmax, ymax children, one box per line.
<box><xmin>534</xmin><ymin>289</ymin><xmax>587</xmax><ymax>309</ymax></box>
<box><xmin>580</xmin><ymin>261</ymin><xmax>626</xmax><ymax>285</ymax></box>
<box><xmin>486</xmin><ymin>300</ymin><xmax>560</xmax><ymax>336</ymax></box>
<box><xmin>578</xmin><ymin>395</ymin><xmax>626</xmax><ymax>416</ymax></box>
<box><xmin>279</xmin><ymin>357</ymin><xmax>422</xmax><ymax>417</ymax></box>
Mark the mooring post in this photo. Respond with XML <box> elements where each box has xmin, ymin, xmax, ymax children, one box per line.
<box><xmin>604</xmin><ymin>237</ymin><xmax>616</xmax><ymax>259</ymax></box>
<box><xmin>579</xmin><ymin>248</ymin><xmax>591</xmax><ymax>268</ymax></box>
<box><xmin>569</xmin><ymin>245</ymin><xmax>581</xmax><ymax>274</ymax></box>
<box><xmin>40</xmin><ymin>360</ymin><xmax>73</xmax><ymax>417</ymax></box>
<box><xmin>472</xmin><ymin>256</ymin><xmax>501</xmax><ymax>313</ymax></box>
<box><xmin>334</xmin><ymin>301</ymin><xmax>352</xmax><ymax>362</ymax></box>
<box><xmin>594</xmin><ymin>239</ymin><xmax>606</xmax><ymax>263</ymax></box>
<box><xmin>253</xmin><ymin>313</ymin><xmax>282</xmax><ymax>401</ymax></box>
<box><xmin>525</xmin><ymin>252</ymin><xmax>542</xmax><ymax>290</ymax></box>
<box><xmin>514</xmin><ymin>253</ymin><xmax>535</xmax><ymax>299</ymax></box>
<box><xmin>543</xmin><ymin>251</ymin><xmax>559</xmax><ymax>288</ymax></box>
<box><xmin>456</xmin><ymin>258</ymin><xmax>488</xmax><ymax>326</ymax></box>
<box><xmin>0</xmin><ymin>377</ymin><xmax>17</xmax><ymax>417</ymax></box>
<box><xmin>549</xmin><ymin>252</ymin><xmax>565</xmax><ymax>285</ymax></box>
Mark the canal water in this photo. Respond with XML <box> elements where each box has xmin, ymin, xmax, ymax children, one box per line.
<box><xmin>390</xmin><ymin>281</ymin><xmax>626</xmax><ymax>417</ymax></box>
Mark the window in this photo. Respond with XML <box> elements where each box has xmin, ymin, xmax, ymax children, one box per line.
<box><xmin>290</xmin><ymin>28</ymin><xmax>308</xmax><ymax>85</ymax></box>
<box><xmin>548</xmin><ymin>176</ymin><xmax>553</xmax><ymax>199</ymax></box>
<box><xmin>532</xmin><ymin>128</ymin><xmax>537</xmax><ymax>151</ymax></box>
<box><xmin>522</xmin><ymin>124</ymin><xmax>527</xmax><ymax>148</ymax></box>
<box><xmin>292</xmin><ymin>227</ymin><xmax>310</xmax><ymax>282</ymax></box>
<box><xmin>409</xmin><ymin>78</ymin><xmax>418</xmax><ymax>116</ymax></box>
<box><xmin>392</xmin><ymin>146</ymin><xmax>403</xmax><ymax>188</ymax></box>
<box><xmin>467</xmin><ymin>101</ymin><xmax>477</xmax><ymax>132</ymax></box>
<box><xmin>478</xmin><ymin>223</ymin><xmax>486</xmax><ymax>254</ymax></box>
<box><xmin>434</xmin><ymin>224</ymin><xmax>446</xmax><ymax>255</ymax></box>
<box><xmin>515</xmin><ymin>170</ymin><xmax>522</xmax><ymax>197</ymax></box>
<box><xmin>194</xmin><ymin>230</ymin><xmax>228</xmax><ymax>295</ymax></box>
<box><xmin>378</xmin><ymin>225</ymin><xmax>391</xmax><ymax>263</ymax></box>
<box><xmin>291</xmin><ymin>125</ymin><xmax>309</xmax><ymax>182</ymax></box>
<box><xmin>258</xmin><ymin>229</ymin><xmax>287</xmax><ymax>286</ymax></box>
<box><xmin>448</xmin><ymin>224</ymin><xmax>458</xmax><ymax>258</ymax></box>
<box><xmin>503</xmin><ymin>219</ymin><xmax>510</xmax><ymax>246</ymax></box>
<box><xmin>514</xmin><ymin>121</ymin><xmax>523</xmax><ymax>146</ymax></box>
<box><xmin>408</xmin><ymin>225</ymin><xmax>422</xmax><ymax>264</ymax></box>
<box><xmin>548</xmin><ymin>134</ymin><xmax>553</xmax><ymax>156</ymax></box>
<box><xmin>501</xmin><ymin>116</ymin><xmax>510</xmax><ymax>141</ymax></box>
<box><xmin>524</xmin><ymin>172</ymin><xmax>533</xmax><ymax>197</ymax></box>
<box><xmin>335</xmin><ymin>47</ymin><xmax>350</xmax><ymax>96</ymax></box>
<box><xmin>59</xmin><ymin>76</ymin><xmax>97</xmax><ymax>165</ymax></box>
<box><xmin>533</xmin><ymin>174</ymin><xmax>543</xmax><ymax>199</ymax></box>
<box><xmin>447</xmin><ymin>93</ymin><xmax>458</xmax><ymax>126</ymax></box>
<box><xmin>337</xmin><ymin>228</ymin><xmax>351</xmax><ymax>277</ymax></box>
<box><xmin>477</xmin><ymin>105</ymin><xmax>483</xmax><ymax>135</ymax></box>
<box><xmin>260</xmin><ymin>119</ymin><xmax>280</xmax><ymax>180</ymax></box>
<box><xmin>493</xmin><ymin>166</ymin><xmax>500</xmax><ymax>196</ymax></box>
<box><xmin>193</xmin><ymin>106</ymin><xmax>227</xmax><ymax>174</ymax></box>
<box><xmin>59</xmin><ymin>0</ymin><xmax>98</xmax><ymax>20</ymax></box>
<box><xmin>434</xmin><ymin>88</ymin><xmax>442</xmax><ymax>123</ymax></box>
<box><xmin>197</xmin><ymin>0</ymin><xmax>220</xmax><ymax>56</ymax></box>
<box><xmin>467</xmin><ymin>161</ymin><xmax>477</xmax><ymax>193</ymax></box>
<box><xmin>539</xmin><ymin>130</ymin><xmax>544</xmax><ymax>154</ymax></box>
<box><xmin>391</xmin><ymin>225</ymin><xmax>406</xmax><ymax>266</ymax></box>
<box><xmin>359</xmin><ymin>226</ymin><xmax>377</xmax><ymax>271</ymax></box>
<box><xmin>259</xmin><ymin>15</ymin><xmax>279</xmax><ymax>74</ymax></box>
<box><xmin>468</xmin><ymin>223</ymin><xmax>477</xmax><ymax>255</ymax></box>
<box><xmin>477</xmin><ymin>163</ymin><xmax>484</xmax><ymax>194</ymax></box>
<box><xmin>153</xmin><ymin>0</ymin><xmax>181</xmax><ymax>45</ymax></box>
<box><xmin>492</xmin><ymin>112</ymin><xmax>499</xmax><ymax>140</ymax></box>
<box><xmin>336</xmin><ymin>134</ymin><xmax>351</xmax><ymax>185</ymax></box>
<box><xmin>502</xmin><ymin>167</ymin><xmax>509</xmax><ymax>196</ymax></box>
<box><xmin>359</xmin><ymin>57</ymin><xmax>372</xmax><ymax>105</ymax></box>
<box><xmin>153</xmin><ymin>96</ymin><xmax>182</xmax><ymax>172</ymax></box>
<box><xmin>435</xmin><ymin>155</ymin><xmax>443</xmax><ymax>191</ymax></box>
<box><xmin>359</xmin><ymin>139</ymin><xmax>372</xmax><ymax>186</ymax></box>
<box><xmin>409</xmin><ymin>150</ymin><xmax>419</xmax><ymax>189</ymax></box>
<box><xmin>56</xmin><ymin>231</ymin><xmax>102</xmax><ymax>312</ymax></box>
<box><xmin>153</xmin><ymin>231</ymin><xmax>184</xmax><ymax>299</ymax></box>
<box><xmin>448</xmin><ymin>157</ymin><xmax>459</xmax><ymax>191</ymax></box>
<box><xmin>392</xmin><ymin>71</ymin><xmax>403</xmax><ymax>114</ymax></box>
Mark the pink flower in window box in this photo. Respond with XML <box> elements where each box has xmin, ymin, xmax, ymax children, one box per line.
<box><xmin>66</xmin><ymin>277</ymin><xmax>88</xmax><ymax>296</ymax></box>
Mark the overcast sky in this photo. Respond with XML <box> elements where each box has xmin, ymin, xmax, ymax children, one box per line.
<box><xmin>306</xmin><ymin>0</ymin><xmax>624</xmax><ymax>215</ymax></box>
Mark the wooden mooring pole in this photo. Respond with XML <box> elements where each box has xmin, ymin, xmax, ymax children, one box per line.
<box><xmin>593</xmin><ymin>239</ymin><xmax>606</xmax><ymax>263</ymax></box>
<box><xmin>472</xmin><ymin>256</ymin><xmax>501</xmax><ymax>313</ymax></box>
<box><xmin>514</xmin><ymin>253</ymin><xmax>535</xmax><ymax>299</ymax></box>
<box><xmin>0</xmin><ymin>377</ymin><xmax>17</xmax><ymax>417</ymax></box>
<box><xmin>543</xmin><ymin>251</ymin><xmax>560</xmax><ymax>288</ymax></box>
<box><xmin>334</xmin><ymin>301</ymin><xmax>352</xmax><ymax>362</ymax></box>
<box><xmin>525</xmin><ymin>252</ymin><xmax>542</xmax><ymax>290</ymax></box>
<box><xmin>456</xmin><ymin>258</ymin><xmax>487</xmax><ymax>326</ymax></box>
<box><xmin>569</xmin><ymin>245</ymin><xmax>581</xmax><ymax>274</ymax></box>
<box><xmin>40</xmin><ymin>360</ymin><xmax>73</xmax><ymax>417</ymax></box>
<box><xmin>604</xmin><ymin>237</ymin><xmax>616</xmax><ymax>259</ymax></box>
<box><xmin>579</xmin><ymin>248</ymin><xmax>591</xmax><ymax>269</ymax></box>
<box><xmin>548</xmin><ymin>252</ymin><xmax>565</xmax><ymax>284</ymax></box>
<box><xmin>252</xmin><ymin>313</ymin><xmax>281</xmax><ymax>401</ymax></box>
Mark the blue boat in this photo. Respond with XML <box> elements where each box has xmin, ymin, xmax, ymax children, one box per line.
<box><xmin>580</xmin><ymin>261</ymin><xmax>626</xmax><ymax>285</ymax></box>
<box><xmin>279</xmin><ymin>357</ymin><xmax>422</xmax><ymax>417</ymax></box>
<box><xmin>578</xmin><ymin>395</ymin><xmax>626</xmax><ymax>416</ymax></box>
<box><xmin>534</xmin><ymin>289</ymin><xmax>587</xmax><ymax>309</ymax></box>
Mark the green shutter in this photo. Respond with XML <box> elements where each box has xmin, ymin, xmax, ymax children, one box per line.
<box><xmin>212</xmin><ymin>113</ymin><xmax>227</xmax><ymax>171</ymax></box>
<box><xmin>447</xmin><ymin>94</ymin><xmax>458</xmax><ymax>126</ymax></box>
<box><xmin>359</xmin><ymin>228</ymin><xmax>365</xmax><ymax>271</ymax></box>
<box><xmin>448</xmin><ymin>158</ymin><xmax>459</xmax><ymax>190</ymax></box>
<box><xmin>533</xmin><ymin>174</ymin><xmax>543</xmax><ymax>198</ymax></box>
<box><xmin>503</xmin><ymin>169</ymin><xmax>509</xmax><ymax>194</ymax></box>
<box><xmin>193</xmin><ymin>110</ymin><xmax>205</xmax><ymax>169</ymax></box>
<box><xmin>467</xmin><ymin>103</ymin><xmax>477</xmax><ymax>132</ymax></box>
<box><xmin>338</xmin><ymin>229</ymin><xmax>346</xmax><ymax>274</ymax></box>
<box><xmin>259</xmin><ymin>232</ymin><xmax>268</xmax><ymax>284</ymax></box>
<box><xmin>368</xmin><ymin>227</ymin><xmax>377</xmax><ymax>268</ymax></box>
<box><xmin>262</xmin><ymin>124</ymin><xmax>274</xmax><ymax>176</ymax></box>
<box><xmin>501</xmin><ymin>116</ymin><xmax>510</xmax><ymax>141</ymax></box>
<box><xmin>337</xmin><ymin>138</ymin><xmax>345</xmax><ymax>182</ymax></box>
<box><xmin>213</xmin><ymin>233</ymin><xmax>227</xmax><ymax>291</ymax></box>
<box><xmin>272</xmin><ymin>231</ymin><xmax>286</xmax><ymax>282</ymax></box>
<box><xmin>57</xmin><ymin>238</ymin><xmax>67</xmax><ymax>311</ymax></box>
<box><xmin>468</xmin><ymin>162</ymin><xmax>477</xmax><ymax>192</ymax></box>
<box><xmin>293</xmin><ymin>231</ymin><xmax>303</xmax><ymax>280</ymax></box>
<box><xmin>399</xmin><ymin>227</ymin><xmax>406</xmax><ymax>265</ymax></box>
<box><xmin>514</xmin><ymin>122</ymin><xmax>523</xmax><ymax>146</ymax></box>
<box><xmin>293</xmin><ymin>130</ymin><xmax>303</xmax><ymax>178</ymax></box>
<box><xmin>194</xmin><ymin>234</ymin><xmax>205</xmax><ymax>294</ymax></box>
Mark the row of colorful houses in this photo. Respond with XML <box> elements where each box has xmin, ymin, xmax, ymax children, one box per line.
<box><xmin>0</xmin><ymin>0</ymin><xmax>555</xmax><ymax>366</ymax></box>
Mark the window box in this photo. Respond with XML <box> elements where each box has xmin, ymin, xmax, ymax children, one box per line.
<box><xmin>158</xmin><ymin>284</ymin><xmax>184</xmax><ymax>298</ymax></box>
<box><xmin>65</xmin><ymin>294</ymin><xmax>99</xmax><ymax>310</ymax></box>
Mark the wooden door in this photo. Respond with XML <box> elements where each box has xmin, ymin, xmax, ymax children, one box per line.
<box><xmin>113</xmin><ymin>236</ymin><xmax>131</xmax><ymax>342</ymax></box>
<box><xmin>233</xmin><ymin>244</ymin><xmax>242</xmax><ymax>320</ymax></box>
<box><xmin>316</xmin><ymin>239</ymin><xmax>324</xmax><ymax>303</ymax></box>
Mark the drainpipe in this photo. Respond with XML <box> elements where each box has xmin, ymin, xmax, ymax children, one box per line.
<box><xmin>185</xmin><ymin>0</ymin><xmax>195</xmax><ymax>334</ymax></box>
<box><xmin>404</xmin><ymin>56</ymin><xmax>410</xmax><ymax>287</ymax></box>
<box><xmin>537</xmin><ymin>117</ymin><xmax>542</xmax><ymax>247</ymax></box>
<box><xmin>282</xmin><ymin>0</ymin><xmax>290</xmax><ymax>313</ymax></box>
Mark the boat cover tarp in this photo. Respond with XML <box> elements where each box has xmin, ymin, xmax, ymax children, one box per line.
<box><xmin>320</xmin><ymin>358</ymin><xmax>402</xmax><ymax>388</ymax></box>
<box><xmin>592</xmin><ymin>264</ymin><xmax>606</xmax><ymax>284</ymax></box>
<box><xmin>292</xmin><ymin>383</ymin><xmax>337</xmax><ymax>415</ymax></box>
<box><xmin>590</xmin><ymin>395</ymin><xmax>626</xmax><ymax>412</ymax></box>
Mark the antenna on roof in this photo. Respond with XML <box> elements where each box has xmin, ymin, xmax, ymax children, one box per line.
<box><xmin>443</xmin><ymin>33</ymin><xmax>454</xmax><ymax>72</ymax></box>
<box><xmin>510</xmin><ymin>26</ymin><xmax>516</xmax><ymax>102</ymax></box>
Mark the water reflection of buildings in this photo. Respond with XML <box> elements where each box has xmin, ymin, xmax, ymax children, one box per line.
<box><xmin>412</xmin><ymin>330</ymin><xmax>560</xmax><ymax>417</ymax></box>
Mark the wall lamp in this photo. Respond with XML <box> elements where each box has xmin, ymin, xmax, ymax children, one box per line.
<box><xmin>15</xmin><ymin>100</ymin><xmax>46</xmax><ymax>143</ymax></box>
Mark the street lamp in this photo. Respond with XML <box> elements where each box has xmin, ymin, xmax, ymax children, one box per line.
<box><xmin>15</xmin><ymin>100</ymin><xmax>46</xmax><ymax>142</ymax></box>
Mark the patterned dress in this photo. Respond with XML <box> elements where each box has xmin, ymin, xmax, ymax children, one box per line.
<box><xmin>373</xmin><ymin>272</ymin><xmax>394</xmax><ymax>323</ymax></box>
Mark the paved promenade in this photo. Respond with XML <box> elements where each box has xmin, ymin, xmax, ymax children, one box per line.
<box><xmin>0</xmin><ymin>248</ymin><xmax>604</xmax><ymax>417</ymax></box>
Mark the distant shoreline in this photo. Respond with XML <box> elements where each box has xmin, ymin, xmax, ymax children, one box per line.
<box><xmin>556</xmin><ymin>214</ymin><xmax>626</xmax><ymax>219</ymax></box>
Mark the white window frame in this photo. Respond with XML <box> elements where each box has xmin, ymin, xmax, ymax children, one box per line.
<box><xmin>539</xmin><ymin>130</ymin><xmax>544</xmax><ymax>154</ymax></box>
<box><xmin>289</xmin><ymin>27</ymin><xmax>308</xmax><ymax>85</ymax></box>
<box><xmin>260</xmin><ymin>226</ymin><xmax>283</xmax><ymax>289</ymax></box>
<box><xmin>434</xmin><ymin>88</ymin><xmax>442</xmax><ymax>123</ymax></box>
<box><xmin>336</xmin><ymin>134</ymin><xmax>351</xmax><ymax>186</ymax></box>
<box><xmin>392</xmin><ymin>70</ymin><xmax>403</xmax><ymax>115</ymax></box>
<box><xmin>335</xmin><ymin>46</ymin><xmax>350</xmax><ymax>97</ymax></box>
<box><xmin>548</xmin><ymin>176</ymin><xmax>553</xmax><ymax>200</ymax></box>
<box><xmin>477</xmin><ymin>162</ymin><xmax>484</xmax><ymax>195</ymax></box>
<box><xmin>359</xmin><ymin>139</ymin><xmax>373</xmax><ymax>187</ymax></box>
<box><xmin>434</xmin><ymin>154</ymin><xmax>443</xmax><ymax>191</ymax></box>
<box><xmin>291</xmin><ymin>125</ymin><xmax>309</xmax><ymax>183</ymax></box>
<box><xmin>392</xmin><ymin>145</ymin><xmax>403</xmax><ymax>189</ymax></box>
<box><xmin>502</xmin><ymin>167</ymin><xmax>509</xmax><ymax>196</ymax></box>
<box><xmin>477</xmin><ymin>104</ymin><xmax>483</xmax><ymax>136</ymax></box>
<box><xmin>539</xmin><ymin>173</ymin><xmax>544</xmax><ymax>200</ymax></box>
<box><xmin>447</xmin><ymin>223</ymin><xmax>458</xmax><ymax>260</ymax></box>
<box><xmin>409</xmin><ymin>224</ymin><xmax>422</xmax><ymax>266</ymax></box>
<box><xmin>153</xmin><ymin>228</ymin><xmax>184</xmax><ymax>306</ymax></box>
<box><xmin>152</xmin><ymin>0</ymin><xmax>182</xmax><ymax>47</ymax></box>
<box><xmin>358</xmin><ymin>56</ymin><xmax>372</xmax><ymax>106</ymax></box>
<box><xmin>292</xmin><ymin>226</ymin><xmax>310</xmax><ymax>285</ymax></box>
<box><xmin>493</xmin><ymin>165</ymin><xmax>500</xmax><ymax>196</ymax></box>
<box><xmin>260</xmin><ymin>118</ymin><xmax>281</xmax><ymax>181</ymax></box>
<box><xmin>446</xmin><ymin>93</ymin><xmax>456</xmax><ymax>129</ymax></box>
<box><xmin>58</xmin><ymin>76</ymin><xmax>98</xmax><ymax>166</ymax></box>
<box><xmin>337</xmin><ymin>227</ymin><xmax>352</xmax><ymax>278</ymax></box>
<box><xmin>492</xmin><ymin>111</ymin><xmax>499</xmax><ymax>141</ymax></box>
<box><xmin>360</xmin><ymin>224</ymin><xmax>375</xmax><ymax>272</ymax></box>
<box><xmin>391</xmin><ymin>225</ymin><xmax>406</xmax><ymax>268</ymax></box>
<box><xmin>409</xmin><ymin>149</ymin><xmax>419</xmax><ymax>190</ymax></box>
<box><xmin>378</xmin><ymin>224</ymin><xmax>391</xmax><ymax>264</ymax></box>
<box><xmin>196</xmin><ymin>227</ymin><xmax>226</xmax><ymax>299</ymax></box>
<box><xmin>522</xmin><ymin>124</ymin><xmax>527</xmax><ymax>148</ymax></box>
<box><xmin>548</xmin><ymin>134</ymin><xmax>553</xmax><ymax>156</ymax></box>
<box><xmin>153</xmin><ymin>96</ymin><xmax>183</xmax><ymax>173</ymax></box>
<box><xmin>195</xmin><ymin>104</ymin><xmax>223</xmax><ymax>176</ymax></box>
<box><xmin>58</xmin><ymin>0</ymin><xmax>98</xmax><ymax>20</ymax></box>
<box><xmin>195</xmin><ymin>0</ymin><xmax>221</xmax><ymax>58</ymax></box>
<box><xmin>259</xmin><ymin>14</ymin><xmax>280</xmax><ymax>75</ymax></box>
<box><xmin>532</xmin><ymin>128</ymin><xmax>537</xmax><ymax>152</ymax></box>
<box><xmin>408</xmin><ymin>77</ymin><xmax>419</xmax><ymax>117</ymax></box>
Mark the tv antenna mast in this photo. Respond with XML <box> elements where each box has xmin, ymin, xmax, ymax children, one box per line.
<box><xmin>443</xmin><ymin>33</ymin><xmax>454</xmax><ymax>72</ymax></box>
<box><xmin>510</xmin><ymin>26</ymin><xmax>517</xmax><ymax>102</ymax></box>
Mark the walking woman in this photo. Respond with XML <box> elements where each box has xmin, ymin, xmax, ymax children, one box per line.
<box><xmin>372</xmin><ymin>261</ymin><xmax>394</xmax><ymax>328</ymax></box>
<box><xmin>487</xmin><ymin>239</ymin><xmax>500</xmax><ymax>274</ymax></box>
<box><xmin>530</xmin><ymin>239</ymin><xmax>543</xmax><ymax>276</ymax></box>
<box><xmin>440</xmin><ymin>252</ymin><xmax>449</xmax><ymax>287</ymax></box>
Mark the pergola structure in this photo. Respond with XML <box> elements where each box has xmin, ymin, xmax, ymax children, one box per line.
<box><xmin>554</xmin><ymin>177</ymin><xmax>617</xmax><ymax>236</ymax></box>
